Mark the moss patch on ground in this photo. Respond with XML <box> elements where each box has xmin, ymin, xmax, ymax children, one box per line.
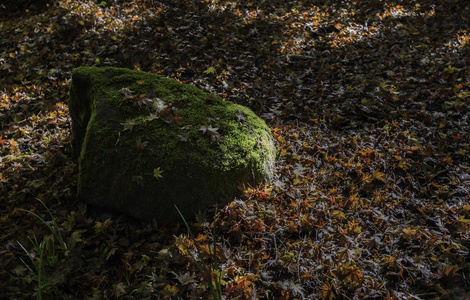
<box><xmin>69</xmin><ymin>66</ymin><xmax>275</xmax><ymax>221</ymax></box>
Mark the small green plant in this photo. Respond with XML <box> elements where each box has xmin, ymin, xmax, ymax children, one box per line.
<box><xmin>17</xmin><ymin>235</ymin><xmax>57</xmax><ymax>299</ymax></box>
<box><xmin>17</xmin><ymin>198</ymin><xmax>68</xmax><ymax>300</ymax></box>
<box><xmin>24</xmin><ymin>198</ymin><xmax>68</xmax><ymax>251</ymax></box>
<box><xmin>175</xmin><ymin>206</ymin><xmax>223</xmax><ymax>300</ymax></box>
<box><xmin>95</xmin><ymin>0</ymin><xmax>107</xmax><ymax>7</ymax></box>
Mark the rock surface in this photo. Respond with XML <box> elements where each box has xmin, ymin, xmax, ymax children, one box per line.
<box><xmin>68</xmin><ymin>67</ymin><xmax>276</xmax><ymax>221</ymax></box>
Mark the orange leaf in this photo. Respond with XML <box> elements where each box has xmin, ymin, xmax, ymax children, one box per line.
<box><xmin>452</xmin><ymin>133</ymin><xmax>462</xmax><ymax>142</ymax></box>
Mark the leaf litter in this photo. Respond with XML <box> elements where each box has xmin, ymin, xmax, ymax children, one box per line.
<box><xmin>0</xmin><ymin>0</ymin><xmax>469</xmax><ymax>299</ymax></box>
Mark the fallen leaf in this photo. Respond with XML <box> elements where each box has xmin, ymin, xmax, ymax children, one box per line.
<box><xmin>121</xmin><ymin>119</ymin><xmax>136</xmax><ymax>131</ymax></box>
<box><xmin>203</xmin><ymin>66</ymin><xmax>215</xmax><ymax>74</ymax></box>
<box><xmin>136</xmin><ymin>138</ymin><xmax>148</xmax><ymax>149</ymax></box>
<box><xmin>153</xmin><ymin>167</ymin><xmax>164</xmax><ymax>179</ymax></box>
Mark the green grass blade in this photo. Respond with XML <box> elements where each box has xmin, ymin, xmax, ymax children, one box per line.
<box><xmin>174</xmin><ymin>205</ymin><xmax>221</xmax><ymax>299</ymax></box>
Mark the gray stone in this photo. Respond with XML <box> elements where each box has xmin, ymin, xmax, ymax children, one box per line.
<box><xmin>68</xmin><ymin>67</ymin><xmax>275</xmax><ymax>221</ymax></box>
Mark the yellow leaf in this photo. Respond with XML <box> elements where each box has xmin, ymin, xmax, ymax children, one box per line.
<box><xmin>153</xmin><ymin>167</ymin><xmax>164</xmax><ymax>179</ymax></box>
<box><xmin>332</xmin><ymin>210</ymin><xmax>345</xmax><ymax>220</ymax></box>
<box><xmin>443</xmin><ymin>265</ymin><xmax>459</xmax><ymax>277</ymax></box>
<box><xmin>161</xmin><ymin>284</ymin><xmax>179</xmax><ymax>297</ymax></box>
<box><xmin>402</xmin><ymin>226</ymin><xmax>417</xmax><ymax>239</ymax></box>
<box><xmin>174</xmin><ymin>235</ymin><xmax>191</xmax><ymax>255</ymax></box>
<box><xmin>277</xmin><ymin>135</ymin><xmax>286</xmax><ymax>143</ymax></box>
<box><xmin>398</xmin><ymin>160</ymin><xmax>408</xmax><ymax>170</ymax></box>
<box><xmin>457</xmin><ymin>216</ymin><xmax>470</xmax><ymax>223</ymax></box>
<box><xmin>444</xmin><ymin>65</ymin><xmax>455</xmax><ymax>73</ymax></box>
<box><xmin>373</xmin><ymin>170</ymin><xmax>386</xmax><ymax>181</ymax></box>
<box><xmin>204</xmin><ymin>66</ymin><xmax>215</xmax><ymax>74</ymax></box>
<box><xmin>318</xmin><ymin>282</ymin><xmax>335</xmax><ymax>300</ymax></box>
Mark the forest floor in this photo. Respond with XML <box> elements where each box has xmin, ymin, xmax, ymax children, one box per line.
<box><xmin>1</xmin><ymin>0</ymin><xmax>470</xmax><ymax>299</ymax></box>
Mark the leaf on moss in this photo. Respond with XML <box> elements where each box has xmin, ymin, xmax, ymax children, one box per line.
<box><xmin>154</xmin><ymin>98</ymin><xmax>167</xmax><ymax>112</ymax></box>
<box><xmin>170</xmin><ymin>114</ymin><xmax>182</xmax><ymax>125</ymax></box>
<box><xmin>236</xmin><ymin>109</ymin><xmax>247</xmax><ymax>121</ymax></box>
<box><xmin>136</xmin><ymin>138</ymin><xmax>148</xmax><ymax>150</ymax></box>
<box><xmin>153</xmin><ymin>167</ymin><xmax>164</xmax><ymax>179</ymax></box>
<box><xmin>177</xmin><ymin>133</ymin><xmax>189</xmax><ymax>142</ymax></box>
<box><xmin>146</xmin><ymin>112</ymin><xmax>159</xmax><ymax>121</ymax></box>
<box><xmin>199</xmin><ymin>125</ymin><xmax>223</xmax><ymax>143</ymax></box>
<box><xmin>121</xmin><ymin>119</ymin><xmax>136</xmax><ymax>131</ymax></box>
<box><xmin>120</xmin><ymin>87</ymin><xmax>134</xmax><ymax>99</ymax></box>
<box><xmin>162</xmin><ymin>114</ymin><xmax>181</xmax><ymax>126</ymax></box>
<box><xmin>199</xmin><ymin>125</ymin><xmax>218</xmax><ymax>135</ymax></box>
<box><xmin>133</xmin><ymin>97</ymin><xmax>154</xmax><ymax>110</ymax></box>
<box><xmin>132</xmin><ymin>175</ymin><xmax>144</xmax><ymax>186</ymax></box>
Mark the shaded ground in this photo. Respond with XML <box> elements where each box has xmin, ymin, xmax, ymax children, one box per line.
<box><xmin>1</xmin><ymin>0</ymin><xmax>469</xmax><ymax>298</ymax></box>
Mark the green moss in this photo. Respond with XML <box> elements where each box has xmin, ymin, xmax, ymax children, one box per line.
<box><xmin>69</xmin><ymin>67</ymin><xmax>275</xmax><ymax>221</ymax></box>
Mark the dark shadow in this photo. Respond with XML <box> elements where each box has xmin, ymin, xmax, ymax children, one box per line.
<box><xmin>91</xmin><ymin>0</ymin><xmax>468</xmax><ymax>124</ymax></box>
<box><xmin>0</xmin><ymin>0</ymin><xmax>51</xmax><ymax>18</ymax></box>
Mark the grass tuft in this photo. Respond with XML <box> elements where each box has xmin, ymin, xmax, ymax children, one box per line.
<box><xmin>175</xmin><ymin>205</ymin><xmax>223</xmax><ymax>300</ymax></box>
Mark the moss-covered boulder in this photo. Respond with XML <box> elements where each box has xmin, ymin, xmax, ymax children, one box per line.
<box><xmin>68</xmin><ymin>67</ymin><xmax>275</xmax><ymax>221</ymax></box>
